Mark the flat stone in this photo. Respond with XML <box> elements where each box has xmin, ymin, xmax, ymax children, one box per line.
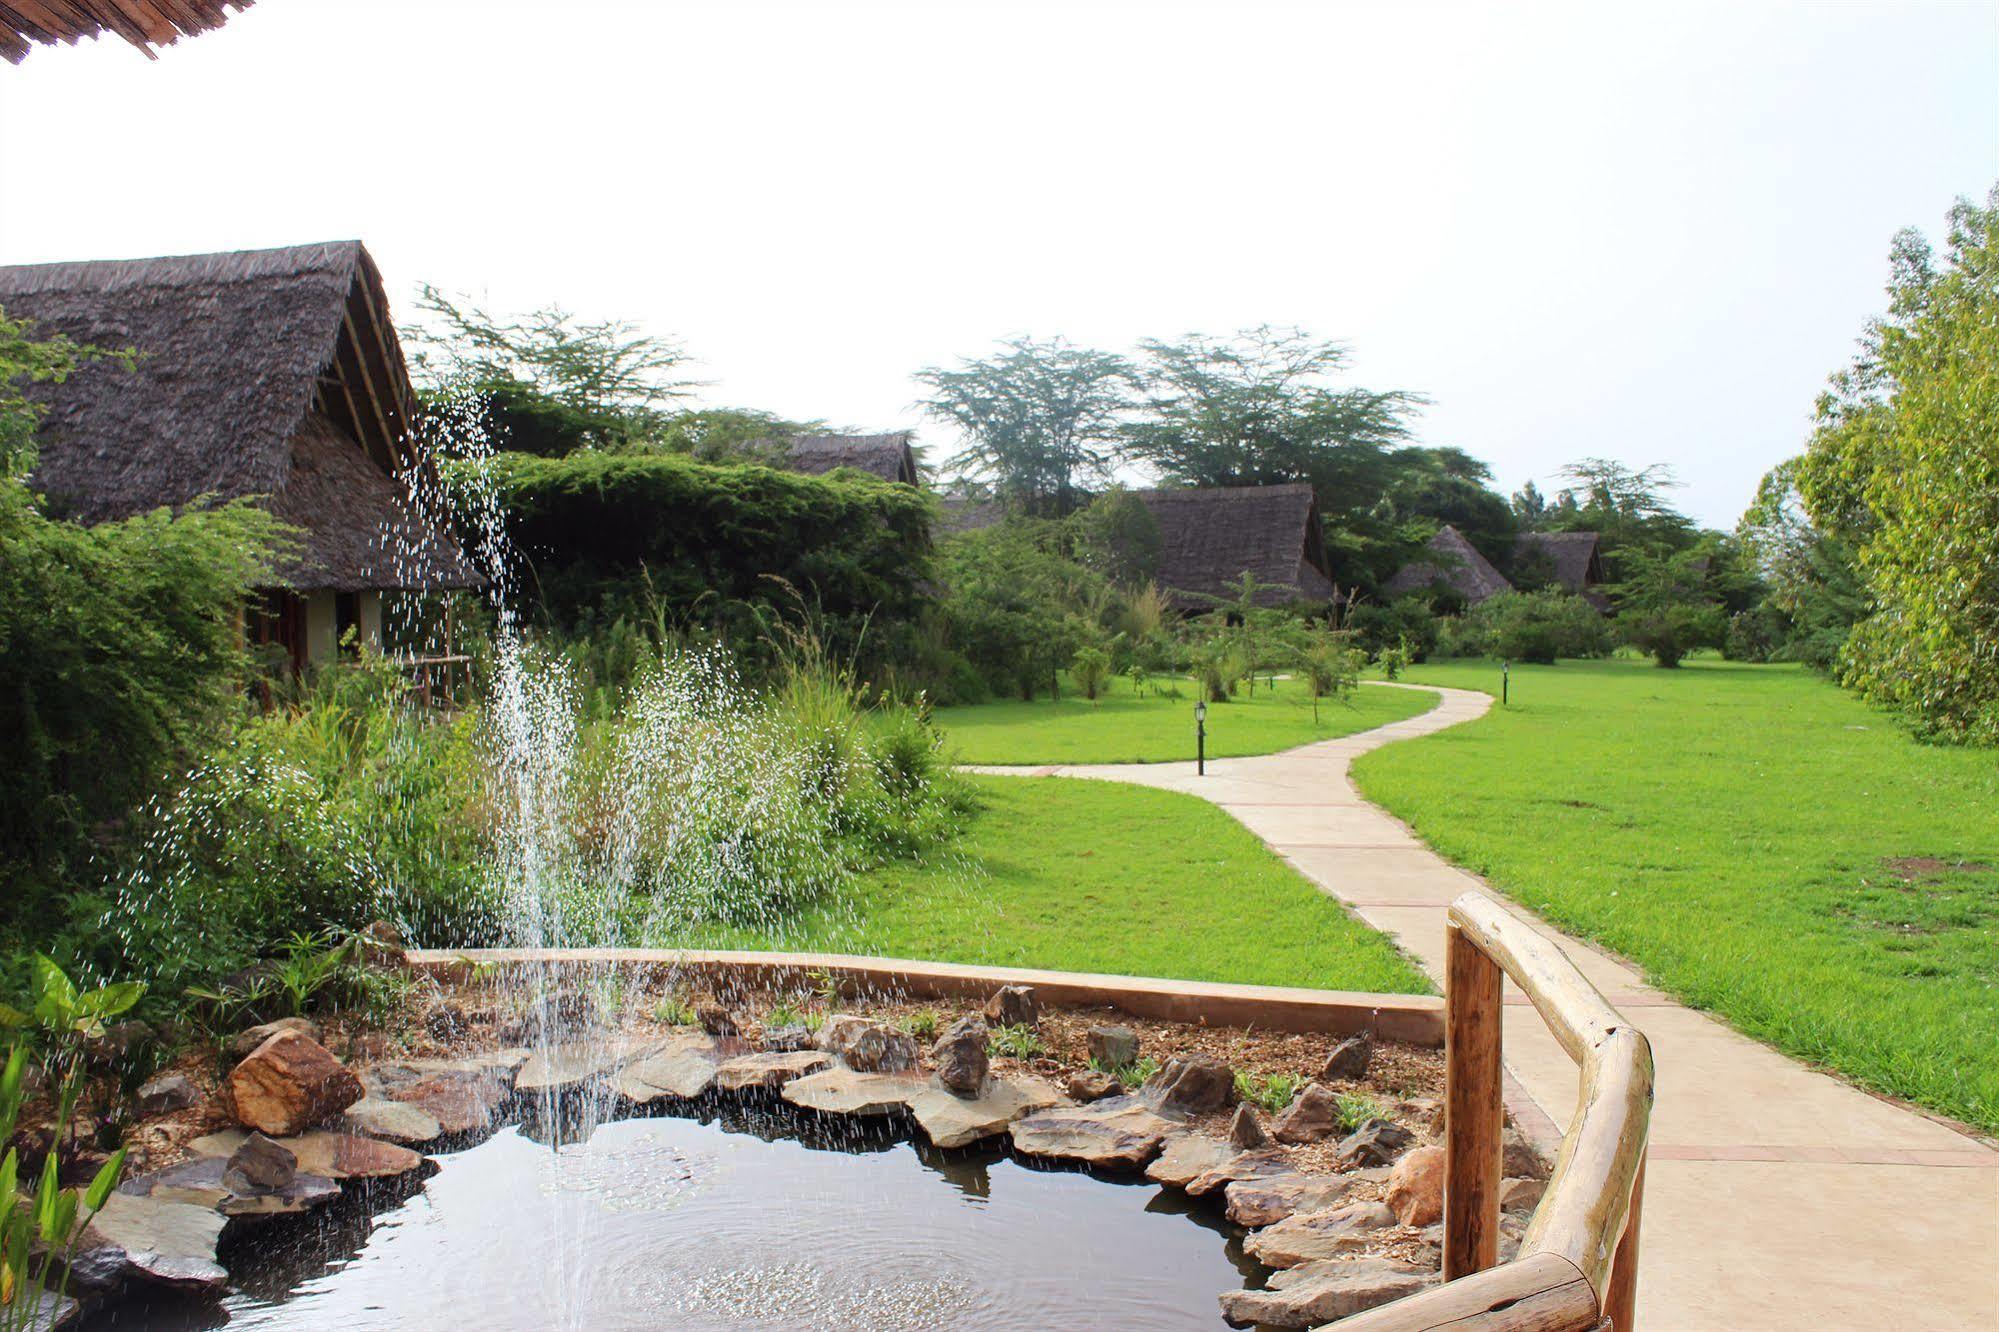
<box><xmin>1335</xmin><ymin>1118</ymin><xmax>1416</xmax><ymax>1168</ymax></box>
<box><xmin>340</xmin><ymin>1096</ymin><xmax>444</xmax><ymax>1145</ymax></box>
<box><xmin>365</xmin><ymin>1057</ymin><xmax>513</xmax><ymax>1133</ymax></box>
<box><xmin>1223</xmin><ymin>1170</ymin><xmax>1374</xmax><ymax>1226</ymax></box>
<box><xmin>1067</xmin><ymin>1068</ymin><xmax>1121</xmax><ymax>1102</ymax></box>
<box><xmin>1144</xmin><ymin>1133</ymin><xmax>1237</xmax><ymax>1188</ymax></box>
<box><xmin>712</xmin><ymin>1049</ymin><xmax>832</xmax><ymax>1093</ymax></box>
<box><xmin>610</xmin><ymin>1034</ymin><xmax>722</xmax><ymax>1103</ymax></box>
<box><xmin>1218</xmin><ymin>1257</ymin><xmax>1436</xmax><ymax>1327</ymax></box>
<box><xmin>762</xmin><ymin>1023</ymin><xmax>813</xmax><ymax>1052</ymax></box>
<box><xmin>16</xmin><ymin>1289</ymin><xmax>77</xmax><ymax>1332</ymax></box>
<box><xmin>909</xmin><ymin>1075</ymin><xmax>1063</xmax><ymax>1149</ymax></box>
<box><xmin>515</xmin><ymin>1037</ymin><xmax>658</xmax><ymax>1095</ymax></box>
<box><xmin>1008</xmin><ymin>1097</ymin><xmax>1173</xmax><ymax>1169</ymax></box>
<box><xmin>121</xmin><ymin>1157</ymin><xmax>339</xmax><ymax>1217</ymax></box>
<box><xmin>1244</xmin><ymin>1201</ymin><xmax>1400</xmax><ymax>1268</ymax></box>
<box><xmin>81</xmin><ymin>1191</ymin><xmax>228</xmax><ymax>1290</ymax></box>
<box><xmin>1184</xmin><ymin>1146</ymin><xmax>1295</xmax><ymax>1197</ymax></box>
<box><xmin>191</xmin><ymin>1129</ymin><xmax>423</xmax><ymax>1180</ymax></box>
<box><xmin>223</xmin><ymin>1132</ymin><xmax>295</xmax><ymax>1192</ymax></box>
<box><xmin>782</xmin><ymin>1067</ymin><xmax>926</xmax><ymax>1117</ymax></box>
<box><xmin>135</xmin><ymin>1072</ymin><xmax>199</xmax><ymax>1116</ymax></box>
<box><xmin>226</xmin><ymin>1017</ymin><xmax>321</xmax><ymax>1063</ymax></box>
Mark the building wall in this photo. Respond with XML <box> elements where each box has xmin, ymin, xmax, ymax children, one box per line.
<box><xmin>303</xmin><ymin>590</ymin><xmax>338</xmax><ymax>665</ymax></box>
<box><xmin>358</xmin><ymin>591</ymin><xmax>383</xmax><ymax>651</ymax></box>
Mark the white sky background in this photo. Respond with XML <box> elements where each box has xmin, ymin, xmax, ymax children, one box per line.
<box><xmin>2</xmin><ymin>0</ymin><xmax>1994</xmax><ymax>527</ymax></box>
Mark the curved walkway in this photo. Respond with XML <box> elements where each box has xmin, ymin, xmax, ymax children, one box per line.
<box><xmin>965</xmin><ymin>682</ymin><xmax>1999</xmax><ymax>1330</ymax></box>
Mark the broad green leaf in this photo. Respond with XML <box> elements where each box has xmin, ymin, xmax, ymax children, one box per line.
<box><xmin>30</xmin><ymin>955</ymin><xmax>76</xmax><ymax>1025</ymax></box>
<box><xmin>75</xmin><ymin>982</ymin><xmax>145</xmax><ymax>1021</ymax></box>
<box><xmin>0</xmin><ymin>1004</ymin><xmax>25</xmax><ymax>1029</ymax></box>
<box><xmin>83</xmin><ymin>1146</ymin><xmax>126</xmax><ymax>1212</ymax></box>
<box><xmin>0</xmin><ymin>1147</ymin><xmax>16</xmax><ymax>1206</ymax></box>
<box><xmin>32</xmin><ymin>1154</ymin><xmax>59</xmax><ymax>1242</ymax></box>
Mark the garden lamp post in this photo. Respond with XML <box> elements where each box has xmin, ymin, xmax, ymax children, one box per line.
<box><xmin>1502</xmin><ymin>660</ymin><xmax>1510</xmax><ymax>706</ymax></box>
<box><xmin>1195</xmin><ymin>699</ymin><xmax>1207</xmax><ymax>776</ymax></box>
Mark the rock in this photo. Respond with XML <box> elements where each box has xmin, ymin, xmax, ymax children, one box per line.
<box><xmin>1244</xmin><ymin>1201</ymin><xmax>1400</xmax><ymax>1268</ymax></box>
<box><xmin>1137</xmin><ymin>1053</ymin><xmax>1234</xmax><ymax>1116</ymax></box>
<box><xmin>223</xmin><ymin>1132</ymin><xmax>296</xmax><ymax>1192</ymax></box>
<box><xmin>535</xmin><ymin>988</ymin><xmax>601</xmax><ymax>1036</ymax></box>
<box><xmin>367</xmin><ymin>1058</ymin><xmax>512</xmax><ymax>1133</ymax></box>
<box><xmin>359</xmin><ymin>920</ymin><xmax>405</xmax><ymax>967</ymax></box>
<box><xmin>1335</xmin><ymin>1118</ymin><xmax>1416</xmax><ymax>1168</ymax></box>
<box><xmin>1321</xmin><ymin>1033</ymin><xmax>1373</xmax><ymax>1082</ymax></box>
<box><xmin>1144</xmin><ymin>1132</ymin><xmax>1236</xmax><ymax>1188</ymax></box>
<box><xmin>1387</xmin><ymin>1144</ymin><xmax>1446</xmax><ymax>1226</ymax></box>
<box><xmin>712</xmin><ymin>1049</ymin><xmax>832</xmax><ymax>1093</ymax></box>
<box><xmin>424</xmin><ymin>1003</ymin><xmax>467</xmax><ymax>1042</ymax></box>
<box><xmin>613</xmin><ymin>1035</ymin><xmax>722</xmax><ymax>1103</ymax></box>
<box><xmin>226</xmin><ymin>1017</ymin><xmax>322</xmax><ymax>1064</ymax></box>
<box><xmin>135</xmin><ymin>1072</ymin><xmax>199</xmax><ymax>1117</ymax></box>
<box><xmin>908</xmin><ymin>1075</ymin><xmax>1062</xmax><ymax>1149</ymax></box>
<box><xmin>696</xmin><ymin>1002</ymin><xmax>739</xmax><ymax>1038</ymax></box>
<box><xmin>1228</xmin><ymin>1103</ymin><xmax>1268</xmax><ymax>1150</ymax></box>
<box><xmin>16</xmin><ymin>1289</ymin><xmax>78</xmax><ymax>1332</ymax></box>
<box><xmin>1066</xmin><ymin>1069</ymin><xmax>1121</xmax><ymax>1102</ymax></box>
<box><xmin>340</xmin><ymin>1097</ymin><xmax>444</xmax><ymax>1145</ymax></box>
<box><xmin>1218</xmin><ymin>1257</ymin><xmax>1436</xmax><ymax>1328</ymax></box>
<box><xmin>982</xmin><ymin>985</ymin><xmax>1038</xmax><ymax>1028</ymax></box>
<box><xmin>1183</xmin><ymin>1146</ymin><xmax>1294</xmax><ymax>1197</ymax></box>
<box><xmin>931</xmin><ymin>1014</ymin><xmax>989</xmax><ymax>1095</ymax></box>
<box><xmin>227</xmin><ymin>1029</ymin><xmax>363</xmax><ymax>1136</ymax></box>
<box><xmin>1086</xmin><ymin>1024</ymin><xmax>1139</xmax><ymax>1069</ymax></box>
<box><xmin>1504</xmin><ymin>1124</ymin><xmax>1551</xmax><ymax>1179</ymax></box>
<box><xmin>782</xmin><ymin>1067</ymin><xmax>925</xmax><ymax>1117</ymax></box>
<box><xmin>515</xmin><ymin>1036</ymin><xmax>658</xmax><ymax>1095</ymax></box>
<box><xmin>1009</xmin><ymin>1098</ymin><xmax>1174</xmax><ymax>1169</ymax></box>
<box><xmin>1224</xmin><ymin>1170</ymin><xmax>1375</xmax><ymax>1227</ymax></box>
<box><xmin>85</xmin><ymin>1020</ymin><xmax>156</xmax><ymax>1070</ymax></box>
<box><xmin>1500</xmin><ymin>1175</ymin><xmax>1546</xmax><ymax>1213</ymax></box>
<box><xmin>191</xmin><ymin>1128</ymin><xmax>423</xmax><ymax>1180</ymax></box>
<box><xmin>81</xmin><ymin>1191</ymin><xmax>228</xmax><ymax>1290</ymax></box>
<box><xmin>815</xmin><ymin>1015</ymin><xmax>920</xmax><ymax>1072</ymax></box>
<box><xmin>122</xmin><ymin>1157</ymin><xmax>339</xmax><ymax>1217</ymax></box>
<box><xmin>762</xmin><ymin>1024</ymin><xmax>812</xmax><ymax>1052</ymax></box>
<box><xmin>1273</xmin><ymin>1083</ymin><xmax>1341</xmax><ymax>1144</ymax></box>
<box><xmin>1398</xmin><ymin>1096</ymin><xmax>1444</xmax><ymax>1139</ymax></box>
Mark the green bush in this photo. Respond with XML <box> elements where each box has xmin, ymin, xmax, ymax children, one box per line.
<box><xmin>1453</xmin><ymin>590</ymin><xmax>1612</xmax><ymax>664</ymax></box>
<box><xmin>934</xmin><ymin>523</ymin><xmax>1101</xmax><ymax>700</ymax></box>
<box><xmin>1348</xmin><ymin>598</ymin><xmax>1438</xmax><ymax>661</ymax></box>
<box><xmin>1070</xmin><ymin>645</ymin><xmax>1112</xmax><ymax>700</ymax></box>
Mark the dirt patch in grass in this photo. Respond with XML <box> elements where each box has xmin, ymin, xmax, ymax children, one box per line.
<box><xmin>1883</xmin><ymin>855</ymin><xmax>1992</xmax><ymax>881</ymax></box>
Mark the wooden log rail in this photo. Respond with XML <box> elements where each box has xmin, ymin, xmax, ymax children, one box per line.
<box><xmin>1340</xmin><ymin>892</ymin><xmax>1655</xmax><ymax>1332</ymax></box>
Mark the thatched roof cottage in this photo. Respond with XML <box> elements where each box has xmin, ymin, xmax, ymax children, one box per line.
<box><xmin>1138</xmin><ymin>483</ymin><xmax>1335</xmax><ymax>612</ymax></box>
<box><xmin>1515</xmin><ymin>530</ymin><xmax>1611</xmax><ymax>610</ymax></box>
<box><xmin>0</xmin><ymin>240</ymin><xmax>479</xmax><ymax>671</ymax></box>
<box><xmin>1384</xmin><ymin>524</ymin><xmax>1513</xmax><ymax>606</ymax></box>
<box><xmin>2</xmin><ymin>0</ymin><xmax>251</xmax><ymax>63</ymax></box>
<box><xmin>783</xmin><ymin>432</ymin><xmax>919</xmax><ymax>485</ymax></box>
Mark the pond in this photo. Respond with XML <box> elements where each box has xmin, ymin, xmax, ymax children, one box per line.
<box><xmin>81</xmin><ymin>1101</ymin><xmax>1269</xmax><ymax>1330</ymax></box>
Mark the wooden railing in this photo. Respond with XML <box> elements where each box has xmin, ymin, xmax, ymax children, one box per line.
<box><xmin>1341</xmin><ymin>892</ymin><xmax>1655</xmax><ymax>1331</ymax></box>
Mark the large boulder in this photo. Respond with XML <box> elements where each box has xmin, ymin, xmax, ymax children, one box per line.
<box><xmin>226</xmin><ymin>1029</ymin><xmax>362</xmax><ymax>1136</ymax></box>
<box><xmin>931</xmin><ymin>1015</ymin><xmax>989</xmax><ymax>1095</ymax></box>
<box><xmin>815</xmin><ymin>1015</ymin><xmax>920</xmax><ymax>1072</ymax></box>
<box><xmin>1218</xmin><ymin>1257</ymin><xmax>1436</xmax><ymax>1328</ymax></box>
<box><xmin>1244</xmin><ymin>1201</ymin><xmax>1399</xmax><ymax>1268</ymax></box>
<box><xmin>226</xmin><ymin>1017</ymin><xmax>321</xmax><ymax>1065</ymax></box>
<box><xmin>1086</xmin><ymin>1024</ymin><xmax>1139</xmax><ymax>1070</ymax></box>
<box><xmin>1320</xmin><ymin>1033</ymin><xmax>1373</xmax><ymax>1082</ymax></box>
<box><xmin>1138</xmin><ymin>1053</ymin><xmax>1234</xmax><ymax>1116</ymax></box>
<box><xmin>1386</xmin><ymin>1144</ymin><xmax>1446</xmax><ymax>1226</ymax></box>
<box><xmin>1273</xmin><ymin>1084</ymin><xmax>1341</xmax><ymax>1144</ymax></box>
<box><xmin>983</xmin><ymin>985</ymin><xmax>1038</xmax><ymax>1028</ymax></box>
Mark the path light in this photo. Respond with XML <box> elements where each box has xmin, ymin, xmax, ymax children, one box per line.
<box><xmin>1195</xmin><ymin>699</ymin><xmax>1207</xmax><ymax>776</ymax></box>
<box><xmin>1502</xmin><ymin>659</ymin><xmax>1510</xmax><ymax>706</ymax></box>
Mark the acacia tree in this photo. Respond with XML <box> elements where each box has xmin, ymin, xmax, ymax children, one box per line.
<box><xmin>915</xmin><ymin>336</ymin><xmax>1130</xmax><ymax>516</ymax></box>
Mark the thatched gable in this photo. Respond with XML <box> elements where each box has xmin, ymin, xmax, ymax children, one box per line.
<box><xmin>784</xmin><ymin>432</ymin><xmax>918</xmax><ymax>485</ymax></box>
<box><xmin>1385</xmin><ymin>525</ymin><xmax>1513</xmax><ymax>605</ymax></box>
<box><xmin>0</xmin><ymin>240</ymin><xmax>477</xmax><ymax>592</ymax></box>
<box><xmin>1515</xmin><ymin>530</ymin><xmax>1610</xmax><ymax>609</ymax></box>
<box><xmin>1139</xmin><ymin>483</ymin><xmax>1334</xmax><ymax>611</ymax></box>
<box><xmin>2</xmin><ymin>0</ymin><xmax>251</xmax><ymax>63</ymax></box>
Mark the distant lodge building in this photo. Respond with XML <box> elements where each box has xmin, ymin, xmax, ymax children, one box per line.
<box><xmin>781</xmin><ymin>432</ymin><xmax>919</xmax><ymax>486</ymax></box>
<box><xmin>942</xmin><ymin>482</ymin><xmax>1336</xmax><ymax>612</ymax></box>
<box><xmin>1385</xmin><ymin>524</ymin><xmax>1608</xmax><ymax>610</ymax></box>
<box><xmin>0</xmin><ymin>241</ymin><xmax>479</xmax><ymax>672</ymax></box>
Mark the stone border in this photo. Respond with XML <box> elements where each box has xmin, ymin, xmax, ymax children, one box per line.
<box><xmin>405</xmin><ymin>948</ymin><xmax>1445</xmax><ymax>1045</ymax></box>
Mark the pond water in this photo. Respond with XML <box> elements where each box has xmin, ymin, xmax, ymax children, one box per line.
<box><xmin>83</xmin><ymin>1102</ymin><xmax>1268</xmax><ymax>1330</ymax></box>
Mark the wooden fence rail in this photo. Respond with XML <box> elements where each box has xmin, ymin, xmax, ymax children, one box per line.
<box><xmin>1340</xmin><ymin>892</ymin><xmax>1655</xmax><ymax>1332</ymax></box>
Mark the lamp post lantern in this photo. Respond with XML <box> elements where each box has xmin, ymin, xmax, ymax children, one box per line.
<box><xmin>1195</xmin><ymin>699</ymin><xmax>1207</xmax><ymax>776</ymax></box>
<box><xmin>1502</xmin><ymin>660</ymin><xmax>1510</xmax><ymax>707</ymax></box>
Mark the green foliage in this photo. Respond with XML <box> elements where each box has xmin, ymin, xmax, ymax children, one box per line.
<box><xmin>1070</xmin><ymin>645</ymin><xmax>1112</xmax><ymax>701</ymax></box>
<box><xmin>1234</xmin><ymin>1069</ymin><xmax>1305</xmax><ymax>1114</ymax></box>
<box><xmin>1735</xmin><ymin>459</ymin><xmax>1867</xmax><ymax>670</ymax></box>
<box><xmin>1447</xmin><ymin>590</ymin><xmax>1612</xmax><ymax>664</ymax></box>
<box><xmin>653</xmin><ymin>993</ymin><xmax>697</xmax><ymax>1026</ymax></box>
<box><xmin>917</xmin><ymin>336</ymin><xmax>1131</xmax><ymax>516</ymax></box>
<box><xmin>1377</xmin><ymin>640</ymin><xmax>1411</xmax><ymax>680</ymax></box>
<box><xmin>1102</xmin><ymin>1053</ymin><xmax>1161</xmax><ymax>1089</ymax></box>
<box><xmin>1347</xmin><ymin>598</ymin><xmax>1438</xmax><ymax>661</ymax></box>
<box><xmin>934</xmin><ymin>523</ymin><xmax>1103</xmax><ymax>701</ymax></box>
<box><xmin>986</xmin><ymin>1022</ymin><xmax>1044</xmax><ymax>1059</ymax></box>
<box><xmin>1334</xmin><ymin>1090</ymin><xmax>1385</xmax><ymax>1133</ymax></box>
<box><xmin>1292</xmin><ymin>629</ymin><xmax>1364</xmax><ymax>719</ymax></box>
<box><xmin>899</xmin><ymin>1009</ymin><xmax>940</xmax><ymax>1039</ymax></box>
<box><xmin>1071</xmin><ymin>487</ymin><xmax>1161</xmax><ymax>586</ymax></box>
<box><xmin>1796</xmin><ymin>189</ymin><xmax>1999</xmax><ymax>743</ymax></box>
<box><xmin>1611</xmin><ymin>548</ymin><xmax>1726</xmax><ymax>668</ymax></box>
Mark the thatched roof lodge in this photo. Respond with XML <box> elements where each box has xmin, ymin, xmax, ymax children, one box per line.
<box><xmin>1516</xmin><ymin>530</ymin><xmax>1610</xmax><ymax>609</ymax></box>
<box><xmin>0</xmin><ymin>240</ymin><xmax>478</xmax><ymax>671</ymax></box>
<box><xmin>1384</xmin><ymin>524</ymin><xmax>1513</xmax><ymax>606</ymax></box>
<box><xmin>783</xmin><ymin>432</ymin><xmax>918</xmax><ymax>485</ymax></box>
<box><xmin>1</xmin><ymin>0</ymin><xmax>251</xmax><ymax>63</ymax></box>
<box><xmin>1138</xmin><ymin>483</ymin><xmax>1335</xmax><ymax>612</ymax></box>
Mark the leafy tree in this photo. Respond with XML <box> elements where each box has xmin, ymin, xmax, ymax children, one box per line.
<box><xmin>1071</xmin><ymin>486</ymin><xmax>1161</xmax><ymax>587</ymax></box>
<box><xmin>1795</xmin><ymin>189</ymin><xmax>1999</xmax><ymax>743</ymax></box>
<box><xmin>407</xmin><ymin>286</ymin><xmax>696</xmax><ymax>455</ymax></box>
<box><xmin>1510</xmin><ymin>479</ymin><xmax>1549</xmax><ymax>529</ymax></box>
<box><xmin>917</xmin><ymin>336</ymin><xmax>1130</xmax><ymax>516</ymax></box>
<box><xmin>1545</xmin><ymin>458</ymin><xmax>1698</xmax><ymax>558</ymax></box>
<box><xmin>934</xmin><ymin>523</ymin><xmax>1103</xmax><ymax>699</ymax></box>
<box><xmin>1610</xmin><ymin>547</ymin><xmax>1725</xmax><ymax>667</ymax></box>
<box><xmin>1457</xmin><ymin>590</ymin><xmax>1611</xmax><ymax>664</ymax></box>
<box><xmin>1736</xmin><ymin>458</ymin><xmax>1867</xmax><ymax>669</ymax></box>
<box><xmin>639</xmin><ymin>407</ymin><xmax>818</xmax><ymax>464</ymax></box>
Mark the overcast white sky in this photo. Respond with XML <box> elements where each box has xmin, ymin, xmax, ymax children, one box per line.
<box><xmin>2</xmin><ymin>0</ymin><xmax>1994</xmax><ymax>525</ymax></box>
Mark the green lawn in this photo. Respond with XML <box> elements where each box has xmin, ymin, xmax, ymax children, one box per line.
<box><xmin>1352</xmin><ymin>656</ymin><xmax>1999</xmax><ymax>1131</ymax></box>
<box><xmin>705</xmin><ymin>774</ymin><xmax>1433</xmax><ymax>996</ymax></box>
<box><xmin>937</xmin><ymin>675</ymin><xmax>1436</xmax><ymax>765</ymax></box>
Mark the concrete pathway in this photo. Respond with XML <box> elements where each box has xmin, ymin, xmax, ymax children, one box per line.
<box><xmin>966</xmin><ymin>682</ymin><xmax>1999</xmax><ymax>1330</ymax></box>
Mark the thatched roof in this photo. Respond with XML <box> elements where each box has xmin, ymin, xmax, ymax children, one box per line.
<box><xmin>784</xmin><ymin>432</ymin><xmax>918</xmax><ymax>485</ymax></box>
<box><xmin>937</xmin><ymin>495</ymin><xmax>1004</xmax><ymax>534</ymax></box>
<box><xmin>0</xmin><ymin>240</ymin><xmax>478</xmax><ymax>592</ymax></box>
<box><xmin>1138</xmin><ymin>483</ymin><xmax>1334</xmax><ymax>611</ymax></box>
<box><xmin>2</xmin><ymin>0</ymin><xmax>251</xmax><ymax>63</ymax></box>
<box><xmin>1515</xmin><ymin>530</ymin><xmax>1610</xmax><ymax>610</ymax></box>
<box><xmin>1385</xmin><ymin>525</ymin><xmax>1513</xmax><ymax>604</ymax></box>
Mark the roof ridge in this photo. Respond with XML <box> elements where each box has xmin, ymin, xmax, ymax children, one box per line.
<box><xmin>0</xmin><ymin>240</ymin><xmax>364</xmax><ymax>297</ymax></box>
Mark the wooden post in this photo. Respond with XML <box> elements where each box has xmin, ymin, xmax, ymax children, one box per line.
<box><xmin>1602</xmin><ymin>1155</ymin><xmax>1645</xmax><ymax>1330</ymax></box>
<box><xmin>1445</xmin><ymin>923</ymin><xmax>1504</xmax><ymax>1279</ymax></box>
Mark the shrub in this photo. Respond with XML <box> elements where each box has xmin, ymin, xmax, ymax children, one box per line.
<box><xmin>1070</xmin><ymin>645</ymin><xmax>1113</xmax><ymax>700</ymax></box>
<box><xmin>1348</xmin><ymin>598</ymin><xmax>1438</xmax><ymax>661</ymax></box>
<box><xmin>1459</xmin><ymin>590</ymin><xmax>1612</xmax><ymax>664</ymax></box>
